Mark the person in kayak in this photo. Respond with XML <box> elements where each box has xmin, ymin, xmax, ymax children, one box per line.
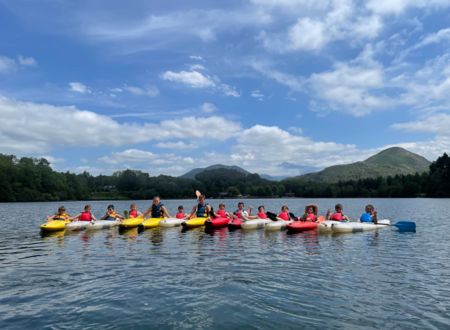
<box><xmin>101</xmin><ymin>205</ymin><xmax>124</xmax><ymax>221</ymax></box>
<box><xmin>233</xmin><ymin>202</ymin><xmax>252</xmax><ymax>219</ymax></box>
<box><xmin>143</xmin><ymin>196</ymin><xmax>170</xmax><ymax>219</ymax></box>
<box><xmin>47</xmin><ymin>206</ymin><xmax>70</xmax><ymax>221</ymax></box>
<box><xmin>277</xmin><ymin>205</ymin><xmax>291</xmax><ymax>221</ymax></box>
<box><xmin>215</xmin><ymin>203</ymin><xmax>230</xmax><ymax>218</ymax></box>
<box><xmin>70</xmin><ymin>204</ymin><xmax>96</xmax><ymax>222</ymax></box>
<box><xmin>300</xmin><ymin>205</ymin><xmax>318</xmax><ymax>222</ymax></box>
<box><xmin>326</xmin><ymin>203</ymin><xmax>349</xmax><ymax>221</ymax></box>
<box><xmin>188</xmin><ymin>194</ymin><xmax>211</xmax><ymax>218</ymax></box>
<box><xmin>242</xmin><ymin>205</ymin><xmax>268</xmax><ymax>220</ymax></box>
<box><xmin>360</xmin><ymin>204</ymin><xmax>378</xmax><ymax>224</ymax></box>
<box><xmin>128</xmin><ymin>203</ymin><xmax>143</xmax><ymax>218</ymax></box>
<box><xmin>175</xmin><ymin>206</ymin><xmax>187</xmax><ymax>219</ymax></box>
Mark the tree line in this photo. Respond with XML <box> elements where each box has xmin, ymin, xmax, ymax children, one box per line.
<box><xmin>0</xmin><ymin>153</ymin><xmax>449</xmax><ymax>202</ymax></box>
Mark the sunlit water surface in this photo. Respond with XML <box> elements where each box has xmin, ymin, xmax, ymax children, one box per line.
<box><xmin>0</xmin><ymin>198</ymin><xmax>449</xmax><ymax>329</ymax></box>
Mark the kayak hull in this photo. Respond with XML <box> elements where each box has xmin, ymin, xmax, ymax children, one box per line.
<box><xmin>331</xmin><ymin>219</ymin><xmax>391</xmax><ymax>233</ymax></box>
<box><xmin>318</xmin><ymin>220</ymin><xmax>342</xmax><ymax>232</ymax></box>
<box><xmin>265</xmin><ymin>220</ymin><xmax>293</xmax><ymax>231</ymax></box>
<box><xmin>159</xmin><ymin>218</ymin><xmax>184</xmax><ymax>227</ymax></box>
<box><xmin>40</xmin><ymin>220</ymin><xmax>69</xmax><ymax>232</ymax></box>
<box><xmin>141</xmin><ymin>218</ymin><xmax>163</xmax><ymax>229</ymax></box>
<box><xmin>119</xmin><ymin>217</ymin><xmax>144</xmax><ymax>229</ymax></box>
<box><xmin>287</xmin><ymin>221</ymin><xmax>318</xmax><ymax>232</ymax></box>
<box><xmin>228</xmin><ymin>219</ymin><xmax>243</xmax><ymax>230</ymax></box>
<box><xmin>241</xmin><ymin>219</ymin><xmax>271</xmax><ymax>230</ymax></box>
<box><xmin>182</xmin><ymin>217</ymin><xmax>208</xmax><ymax>229</ymax></box>
<box><xmin>205</xmin><ymin>217</ymin><xmax>230</xmax><ymax>229</ymax></box>
<box><xmin>86</xmin><ymin>220</ymin><xmax>120</xmax><ymax>230</ymax></box>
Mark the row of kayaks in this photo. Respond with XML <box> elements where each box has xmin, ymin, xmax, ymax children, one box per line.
<box><xmin>41</xmin><ymin>216</ymin><xmax>391</xmax><ymax>233</ymax></box>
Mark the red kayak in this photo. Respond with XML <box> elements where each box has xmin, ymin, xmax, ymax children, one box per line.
<box><xmin>205</xmin><ymin>217</ymin><xmax>230</xmax><ymax>229</ymax></box>
<box><xmin>228</xmin><ymin>219</ymin><xmax>243</xmax><ymax>230</ymax></box>
<box><xmin>287</xmin><ymin>221</ymin><xmax>318</xmax><ymax>232</ymax></box>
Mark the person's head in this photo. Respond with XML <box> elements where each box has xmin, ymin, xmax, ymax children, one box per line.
<box><xmin>306</xmin><ymin>206</ymin><xmax>314</xmax><ymax>214</ymax></box>
<box><xmin>130</xmin><ymin>203</ymin><xmax>137</xmax><ymax>210</ymax></box>
<box><xmin>57</xmin><ymin>206</ymin><xmax>66</xmax><ymax>215</ymax></box>
<box><xmin>107</xmin><ymin>204</ymin><xmax>114</xmax><ymax>212</ymax></box>
<box><xmin>237</xmin><ymin>202</ymin><xmax>244</xmax><ymax>210</ymax></box>
<box><xmin>178</xmin><ymin>205</ymin><xmax>184</xmax><ymax>212</ymax></box>
<box><xmin>84</xmin><ymin>204</ymin><xmax>91</xmax><ymax>211</ymax></box>
<box><xmin>219</xmin><ymin>203</ymin><xmax>225</xmax><ymax>210</ymax></box>
<box><xmin>365</xmin><ymin>204</ymin><xmax>374</xmax><ymax>214</ymax></box>
<box><xmin>258</xmin><ymin>205</ymin><xmax>265</xmax><ymax>212</ymax></box>
<box><xmin>153</xmin><ymin>196</ymin><xmax>160</xmax><ymax>204</ymax></box>
<box><xmin>335</xmin><ymin>203</ymin><xmax>343</xmax><ymax>212</ymax></box>
<box><xmin>198</xmin><ymin>195</ymin><xmax>206</xmax><ymax>203</ymax></box>
<box><xmin>281</xmin><ymin>205</ymin><xmax>289</xmax><ymax>212</ymax></box>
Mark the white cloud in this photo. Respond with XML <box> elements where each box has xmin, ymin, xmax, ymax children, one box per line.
<box><xmin>161</xmin><ymin>70</ymin><xmax>215</xmax><ymax>88</ymax></box>
<box><xmin>0</xmin><ymin>54</ymin><xmax>37</xmax><ymax>74</ymax></box>
<box><xmin>201</xmin><ymin>102</ymin><xmax>217</xmax><ymax>114</ymax></box>
<box><xmin>251</xmin><ymin>61</ymin><xmax>305</xmax><ymax>92</ymax></box>
<box><xmin>69</xmin><ymin>82</ymin><xmax>91</xmax><ymax>94</ymax></box>
<box><xmin>123</xmin><ymin>85</ymin><xmax>159</xmax><ymax>97</ymax></box>
<box><xmin>155</xmin><ymin>141</ymin><xmax>198</xmax><ymax>150</ymax></box>
<box><xmin>189</xmin><ymin>64</ymin><xmax>206</xmax><ymax>71</ymax></box>
<box><xmin>366</xmin><ymin>0</ymin><xmax>450</xmax><ymax>15</ymax></box>
<box><xmin>0</xmin><ymin>95</ymin><xmax>240</xmax><ymax>154</ymax></box>
<box><xmin>189</xmin><ymin>55</ymin><xmax>204</xmax><ymax>61</ymax></box>
<box><xmin>161</xmin><ymin>69</ymin><xmax>239</xmax><ymax>97</ymax></box>
<box><xmin>391</xmin><ymin>113</ymin><xmax>450</xmax><ymax>135</ymax></box>
<box><xmin>251</xmin><ymin>90</ymin><xmax>264</xmax><ymax>101</ymax></box>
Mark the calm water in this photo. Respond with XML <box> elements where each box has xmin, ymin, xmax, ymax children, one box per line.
<box><xmin>0</xmin><ymin>198</ymin><xmax>449</xmax><ymax>329</ymax></box>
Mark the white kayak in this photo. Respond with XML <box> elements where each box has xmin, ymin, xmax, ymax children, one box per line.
<box><xmin>159</xmin><ymin>218</ymin><xmax>184</xmax><ymax>228</ymax></box>
<box><xmin>265</xmin><ymin>220</ymin><xmax>293</xmax><ymax>231</ymax></box>
<box><xmin>66</xmin><ymin>220</ymin><xmax>120</xmax><ymax>231</ymax></box>
<box><xmin>241</xmin><ymin>218</ymin><xmax>271</xmax><ymax>230</ymax></box>
<box><xmin>318</xmin><ymin>220</ymin><xmax>343</xmax><ymax>232</ymax></box>
<box><xmin>331</xmin><ymin>219</ymin><xmax>391</xmax><ymax>233</ymax></box>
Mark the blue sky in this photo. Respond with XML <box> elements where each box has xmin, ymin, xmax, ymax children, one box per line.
<box><xmin>1</xmin><ymin>0</ymin><xmax>450</xmax><ymax>177</ymax></box>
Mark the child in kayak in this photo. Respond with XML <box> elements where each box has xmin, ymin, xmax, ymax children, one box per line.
<box><xmin>175</xmin><ymin>206</ymin><xmax>187</xmax><ymax>219</ymax></box>
<box><xmin>47</xmin><ymin>206</ymin><xmax>70</xmax><ymax>221</ymax></box>
<box><xmin>143</xmin><ymin>196</ymin><xmax>170</xmax><ymax>219</ymax></box>
<box><xmin>277</xmin><ymin>205</ymin><xmax>291</xmax><ymax>221</ymax></box>
<box><xmin>128</xmin><ymin>203</ymin><xmax>143</xmax><ymax>218</ymax></box>
<box><xmin>188</xmin><ymin>194</ymin><xmax>210</xmax><ymax>218</ymax></box>
<box><xmin>101</xmin><ymin>204</ymin><xmax>124</xmax><ymax>221</ymax></box>
<box><xmin>360</xmin><ymin>204</ymin><xmax>378</xmax><ymax>224</ymax></box>
<box><xmin>233</xmin><ymin>202</ymin><xmax>252</xmax><ymax>219</ymax></box>
<box><xmin>215</xmin><ymin>203</ymin><xmax>230</xmax><ymax>218</ymax></box>
<box><xmin>300</xmin><ymin>205</ymin><xmax>318</xmax><ymax>222</ymax></box>
<box><xmin>326</xmin><ymin>204</ymin><xmax>349</xmax><ymax>221</ymax></box>
<box><xmin>242</xmin><ymin>205</ymin><xmax>268</xmax><ymax>220</ymax></box>
<box><xmin>70</xmin><ymin>204</ymin><xmax>97</xmax><ymax>222</ymax></box>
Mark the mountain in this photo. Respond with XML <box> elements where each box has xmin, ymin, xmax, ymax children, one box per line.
<box><xmin>290</xmin><ymin>147</ymin><xmax>431</xmax><ymax>183</ymax></box>
<box><xmin>180</xmin><ymin>164</ymin><xmax>250</xmax><ymax>180</ymax></box>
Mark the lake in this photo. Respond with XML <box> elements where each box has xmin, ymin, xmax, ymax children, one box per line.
<box><xmin>0</xmin><ymin>198</ymin><xmax>449</xmax><ymax>329</ymax></box>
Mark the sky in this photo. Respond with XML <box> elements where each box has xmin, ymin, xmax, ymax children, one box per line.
<box><xmin>1</xmin><ymin>0</ymin><xmax>450</xmax><ymax>178</ymax></box>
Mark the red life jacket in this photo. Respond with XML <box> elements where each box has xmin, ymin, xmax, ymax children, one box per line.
<box><xmin>306</xmin><ymin>213</ymin><xmax>317</xmax><ymax>221</ymax></box>
<box><xmin>175</xmin><ymin>212</ymin><xmax>185</xmax><ymax>219</ymax></box>
<box><xmin>331</xmin><ymin>212</ymin><xmax>343</xmax><ymax>221</ymax></box>
<box><xmin>79</xmin><ymin>211</ymin><xmax>91</xmax><ymax>221</ymax></box>
<box><xmin>235</xmin><ymin>210</ymin><xmax>243</xmax><ymax>219</ymax></box>
<box><xmin>129</xmin><ymin>209</ymin><xmax>138</xmax><ymax>218</ymax></box>
<box><xmin>217</xmin><ymin>209</ymin><xmax>227</xmax><ymax>218</ymax></box>
<box><xmin>257</xmin><ymin>212</ymin><xmax>267</xmax><ymax>219</ymax></box>
<box><xmin>278</xmin><ymin>211</ymin><xmax>290</xmax><ymax>221</ymax></box>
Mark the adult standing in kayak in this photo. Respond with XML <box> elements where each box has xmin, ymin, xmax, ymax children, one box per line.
<box><xmin>143</xmin><ymin>196</ymin><xmax>170</xmax><ymax>219</ymax></box>
<box><xmin>70</xmin><ymin>204</ymin><xmax>97</xmax><ymax>221</ymax></box>
<box><xmin>188</xmin><ymin>194</ymin><xmax>211</xmax><ymax>218</ymax></box>
<box><xmin>101</xmin><ymin>204</ymin><xmax>124</xmax><ymax>221</ymax></box>
<box><xmin>360</xmin><ymin>204</ymin><xmax>378</xmax><ymax>224</ymax></box>
<box><xmin>326</xmin><ymin>203</ymin><xmax>349</xmax><ymax>221</ymax></box>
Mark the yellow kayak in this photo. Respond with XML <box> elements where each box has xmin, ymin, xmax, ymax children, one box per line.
<box><xmin>141</xmin><ymin>217</ymin><xmax>163</xmax><ymax>229</ymax></box>
<box><xmin>40</xmin><ymin>219</ymin><xmax>70</xmax><ymax>232</ymax></box>
<box><xmin>182</xmin><ymin>217</ymin><xmax>208</xmax><ymax>229</ymax></box>
<box><xmin>119</xmin><ymin>217</ymin><xmax>144</xmax><ymax>229</ymax></box>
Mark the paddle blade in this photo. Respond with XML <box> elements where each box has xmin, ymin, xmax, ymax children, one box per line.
<box><xmin>195</xmin><ymin>190</ymin><xmax>201</xmax><ymax>198</ymax></box>
<box><xmin>393</xmin><ymin>221</ymin><xmax>416</xmax><ymax>232</ymax></box>
<box><xmin>266</xmin><ymin>211</ymin><xmax>278</xmax><ymax>221</ymax></box>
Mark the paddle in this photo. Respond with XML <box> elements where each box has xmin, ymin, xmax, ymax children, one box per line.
<box><xmin>376</xmin><ymin>220</ymin><xmax>416</xmax><ymax>231</ymax></box>
<box><xmin>289</xmin><ymin>212</ymin><xmax>298</xmax><ymax>221</ymax></box>
<box><xmin>195</xmin><ymin>190</ymin><xmax>201</xmax><ymax>199</ymax></box>
<box><xmin>266</xmin><ymin>211</ymin><xmax>278</xmax><ymax>221</ymax></box>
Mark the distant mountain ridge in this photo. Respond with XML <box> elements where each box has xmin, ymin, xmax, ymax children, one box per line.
<box><xmin>180</xmin><ymin>147</ymin><xmax>431</xmax><ymax>183</ymax></box>
<box><xmin>291</xmin><ymin>147</ymin><xmax>430</xmax><ymax>183</ymax></box>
